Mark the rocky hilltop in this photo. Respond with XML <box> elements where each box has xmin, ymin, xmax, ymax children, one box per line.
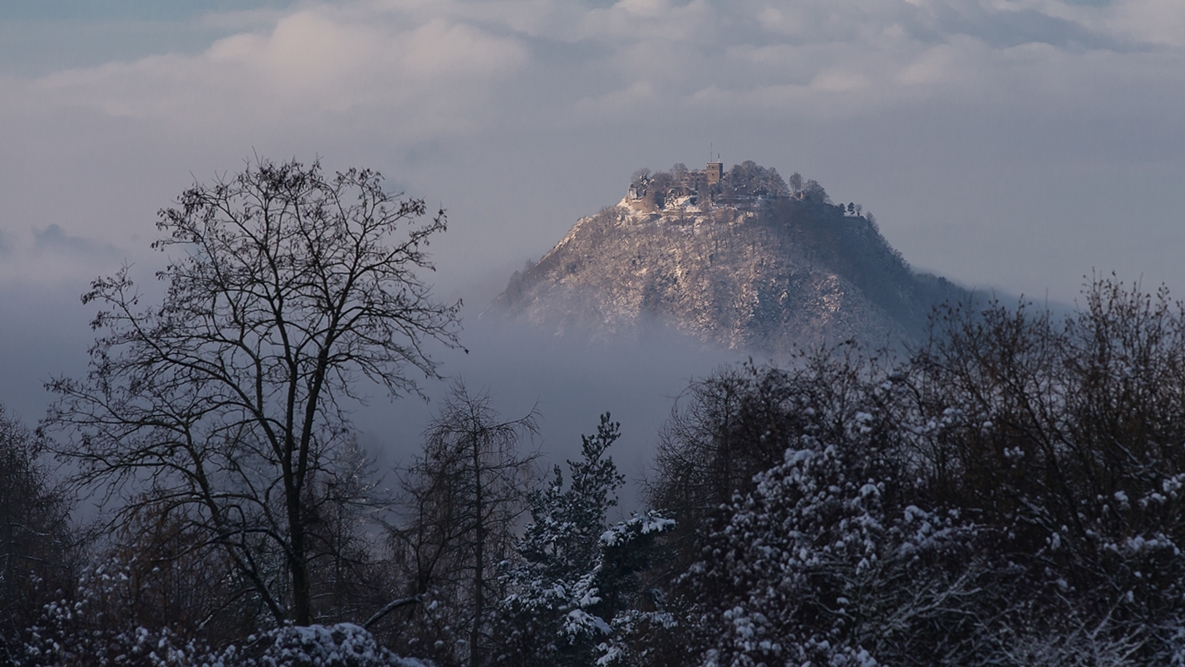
<box><xmin>492</xmin><ymin>162</ymin><xmax>966</xmax><ymax>352</ymax></box>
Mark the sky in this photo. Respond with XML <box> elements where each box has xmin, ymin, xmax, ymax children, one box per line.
<box><xmin>2</xmin><ymin>0</ymin><xmax>1184</xmax><ymax>498</ymax></box>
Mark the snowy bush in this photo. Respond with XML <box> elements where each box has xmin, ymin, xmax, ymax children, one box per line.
<box><xmin>14</xmin><ymin>553</ymin><xmax>427</xmax><ymax>667</ymax></box>
<box><xmin>0</xmin><ymin>405</ymin><xmax>74</xmax><ymax>663</ymax></box>
<box><xmin>17</xmin><ymin>558</ymin><xmax>205</xmax><ymax>667</ymax></box>
<box><xmin>681</xmin><ymin>413</ymin><xmax>987</xmax><ymax>667</ymax></box>
<box><xmin>225</xmin><ymin>624</ymin><xmax>428</xmax><ymax>667</ymax></box>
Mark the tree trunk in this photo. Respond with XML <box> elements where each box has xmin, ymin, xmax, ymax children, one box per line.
<box><xmin>288</xmin><ymin>349</ymin><xmax>329</xmax><ymax>626</ymax></box>
<box><xmin>470</xmin><ymin>429</ymin><xmax>485</xmax><ymax>667</ymax></box>
<box><xmin>288</xmin><ymin>487</ymin><xmax>312</xmax><ymax>626</ymax></box>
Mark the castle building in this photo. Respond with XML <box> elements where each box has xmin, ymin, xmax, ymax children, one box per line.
<box><xmin>627</xmin><ymin>159</ymin><xmax>731</xmax><ymax>207</ymax></box>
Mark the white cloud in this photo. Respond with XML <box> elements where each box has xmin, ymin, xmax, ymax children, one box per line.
<box><xmin>17</xmin><ymin>5</ymin><xmax>528</xmax><ymax>137</ymax></box>
<box><xmin>8</xmin><ymin>0</ymin><xmax>1184</xmax><ymax>136</ymax></box>
<box><xmin>570</xmin><ymin>80</ymin><xmax>658</xmax><ymax>123</ymax></box>
<box><xmin>579</xmin><ymin>0</ymin><xmax>714</xmax><ymax>43</ymax></box>
<box><xmin>1100</xmin><ymin>0</ymin><xmax>1185</xmax><ymax>47</ymax></box>
<box><xmin>811</xmin><ymin>69</ymin><xmax>872</xmax><ymax>92</ymax></box>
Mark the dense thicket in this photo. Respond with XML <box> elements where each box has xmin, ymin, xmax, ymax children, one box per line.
<box><xmin>0</xmin><ymin>407</ymin><xmax>74</xmax><ymax>664</ymax></box>
<box><xmin>644</xmin><ymin>276</ymin><xmax>1185</xmax><ymax>666</ymax></box>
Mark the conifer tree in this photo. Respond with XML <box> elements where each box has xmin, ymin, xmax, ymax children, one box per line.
<box><xmin>500</xmin><ymin>414</ymin><xmax>672</xmax><ymax>667</ymax></box>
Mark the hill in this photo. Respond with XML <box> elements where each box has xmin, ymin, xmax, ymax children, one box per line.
<box><xmin>492</xmin><ymin>162</ymin><xmax>967</xmax><ymax>352</ymax></box>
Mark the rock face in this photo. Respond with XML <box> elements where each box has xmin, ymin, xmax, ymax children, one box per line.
<box><xmin>492</xmin><ymin>192</ymin><xmax>965</xmax><ymax>353</ymax></box>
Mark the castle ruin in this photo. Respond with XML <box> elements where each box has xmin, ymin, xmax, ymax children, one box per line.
<box><xmin>626</xmin><ymin>159</ymin><xmax>794</xmax><ymax>212</ymax></box>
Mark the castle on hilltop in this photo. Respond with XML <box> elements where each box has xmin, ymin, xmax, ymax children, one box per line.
<box><xmin>627</xmin><ymin>160</ymin><xmax>721</xmax><ymax>202</ymax></box>
<box><xmin>626</xmin><ymin>159</ymin><xmax>811</xmax><ymax>211</ymax></box>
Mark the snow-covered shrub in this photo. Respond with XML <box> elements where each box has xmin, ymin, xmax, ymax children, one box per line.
<box><xmin>907</xmin><ymin>278</ymin><xmax>1185</xmax><ymax>662</ymax></box>
<box><xmin>649</xmin><ymin>356</ymin><xmax>887</xmax><ymax>584</ymax></box>
<box><xmin>18</xmin><ymin>560</ymin><xmax>433</xmax><ymax>667</ymax></box>
<box><xmin>225</xmin><ymin>624</ymin><xmax>428</xmax><ymax>667</ymax></box>
<box><xmin>18</xmin><ymin>557</ymin><xmax>206</xmax><ymax>667</ymax></box>
<box><xmin>20</xmin><ymin>568</ymin><xmax>427</xmax><ymax>667</ymax></box>
<box><xmin>681</xmin><ymin>405</ymin><xmax>987</xmax><ymax>667</ymax></box>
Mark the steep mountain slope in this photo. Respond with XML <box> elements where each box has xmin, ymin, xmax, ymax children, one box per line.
<box><xmin>492</xmin><ymin>172</ymin><xmax>966</xmax><ymax>353</ymax></box>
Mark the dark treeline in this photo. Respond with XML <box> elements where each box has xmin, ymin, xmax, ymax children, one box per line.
<box><xmin>5</xmin><ymin>159</ymin><xmax>1185</xmax><ymax>666</ymax></box>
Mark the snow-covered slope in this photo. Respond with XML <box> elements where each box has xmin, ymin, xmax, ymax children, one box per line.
<box><xmin>492</xmin><ymin>195</ymin><xmax>966</xmax><ymax>352</ymax></box>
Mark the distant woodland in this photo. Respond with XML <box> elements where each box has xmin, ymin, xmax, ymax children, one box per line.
<box><xmin>7</xmin><ymin>159</ymin><xmax>1185</xmax><ymax>666</ymax></box>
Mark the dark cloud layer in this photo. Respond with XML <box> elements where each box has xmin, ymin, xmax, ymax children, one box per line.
<box><xmin>33</xmin><ymin>224</ymin><xmax>122</xmax><ymax>258</ymax></box>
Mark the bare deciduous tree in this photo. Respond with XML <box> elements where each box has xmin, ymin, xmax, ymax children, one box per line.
<box><xmin>44</xmin><ymin>158</ymin><xmax>462</xmax><ymax>628</ymax></box>
<box><xmin>389</xmin><ymin>383</ymin><xmax>537</xmax><ymax>667</ymax></box>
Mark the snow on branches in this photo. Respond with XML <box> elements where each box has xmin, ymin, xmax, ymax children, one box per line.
<box><xmin>500</xmin><ymin>415</ymin><xmax>673</xmax><ymax>667</ymax></box>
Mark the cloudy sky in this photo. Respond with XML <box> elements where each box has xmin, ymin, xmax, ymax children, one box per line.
<box><xmin>2</xmin><ymin>0</ymin><xmax>1184</xmax><ymax>480</ymax></box>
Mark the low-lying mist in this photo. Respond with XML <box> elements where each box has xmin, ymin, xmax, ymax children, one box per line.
<box><xmin>0</xmin><ymin>265</ymin><xmax>1036</xmax><ymax>518</ymax></box>
<box><xmin>0</xmin><ymin>270</ymin><xmax>749</xmax><ymax>516</ymax></box>
<box><xmin>350</xmin><ymin>306</ymin><xmax>753</xmax><ymax>514</ymax></box>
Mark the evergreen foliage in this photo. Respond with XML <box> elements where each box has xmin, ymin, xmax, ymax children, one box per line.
<box><xmin>500</xmin><ymin>415</ymin><xmax>673</xmax><ymax>667</ymax></box>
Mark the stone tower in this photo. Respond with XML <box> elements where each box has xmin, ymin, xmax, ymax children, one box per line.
<box><xmin>706</xmin><ymin>160</ymin><xmax>723</xmax><ymax>185</ymax></box>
